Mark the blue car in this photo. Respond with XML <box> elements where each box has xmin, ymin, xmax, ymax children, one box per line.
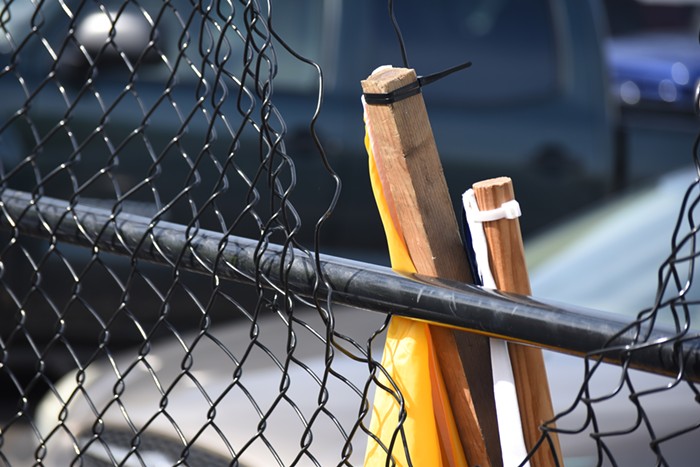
<box><xmin>604</xmin><ymin>0</ymin><xmax>700</xmax><ymax>184</ymax></box>
<box><xmin>608</xmin><ymin>32</ymin><xmax>700</xmax><ymax>112</ymax></box>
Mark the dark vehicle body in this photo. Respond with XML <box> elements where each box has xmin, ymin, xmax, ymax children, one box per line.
<box><xmin>0</xmin><ymin>0</ymin><xmax>694</xmax><ymax>369</ymax></box>
<box><xmin>0</xmin><ymin>0</ymin><xmax>617</xmax><ymax>247</ymax></box>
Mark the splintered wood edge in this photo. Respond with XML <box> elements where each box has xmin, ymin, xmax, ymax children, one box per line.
<box><xmin>472</xmin><ymin>177</ymin><xmax>513</xmax><ymax>193</ymax></box>
<box><xmin>361</xmin><ymin>67</ymin><xmax>417</xmax><ymax>95</ymax></box>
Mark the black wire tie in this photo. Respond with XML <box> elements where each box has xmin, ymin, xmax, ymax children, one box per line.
<box><xmin>363</xmin><ymin>60</ymin><xmax>472</xmax><ymax>105</ymax></box>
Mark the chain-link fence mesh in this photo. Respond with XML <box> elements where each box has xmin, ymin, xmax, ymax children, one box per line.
<box><xmin>534</xmin><ymin>162</ymin><xmax>700</xmax><ymax>465</ymax></box>
<box><xmin>0</xmin><ymin>0</ymin><xmax>698</xmax><ymax>466</ymax></box>
<box><xmin>0</xmin><ymin>1</ymin><xmax>366</xmax><ymax>464</ymax></box>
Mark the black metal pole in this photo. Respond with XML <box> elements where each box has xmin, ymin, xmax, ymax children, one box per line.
<box><xmin>1</xmin><ymin>188</ymin><xmax>698</xmax><ymax>380</ymax></box>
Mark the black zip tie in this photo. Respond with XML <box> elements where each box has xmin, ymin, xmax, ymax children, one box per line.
<box><xmin>363</xmin><ymin>60</ymin><xmax>472</xmax><ymax>105</ymax></box>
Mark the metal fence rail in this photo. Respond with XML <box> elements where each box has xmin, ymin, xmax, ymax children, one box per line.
<box><xmin>2</xmin><ymin>187</ymin><xmax>698</xmax><ymax>382</ymax></box>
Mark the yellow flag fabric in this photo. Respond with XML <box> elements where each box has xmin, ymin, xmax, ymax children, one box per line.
<box><xmin>363</xmin><ymin>127</ymin><xmax>468</xmax><ymax>467</ymax></box>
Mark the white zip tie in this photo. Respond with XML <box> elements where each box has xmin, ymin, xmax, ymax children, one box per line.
<box><xmin>465</xmin><ymin>197</ymin><xmax>521</xmax><ymax>223</ymax></box>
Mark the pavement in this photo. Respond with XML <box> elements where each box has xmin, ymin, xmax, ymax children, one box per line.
<box><xmin>1</xmin><ymin>421</ymin><xmax>35</xmax><ymax>466</ymax></box>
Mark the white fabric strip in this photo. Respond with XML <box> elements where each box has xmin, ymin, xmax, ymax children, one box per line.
<box><xmin>463</xmin><ymin>188</ymin><xmax>530</xmax><ymax>467</ymax></box>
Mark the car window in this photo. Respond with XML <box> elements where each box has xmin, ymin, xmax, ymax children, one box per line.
<box><xmin>364</xmin><ymin>0</ymin><xmax>560</xmax><ymax>104</ymax></box>
<box><xmin>1</xmin><ymin>0</ymin><xmax>324</xmax><ymax>93</ymax></box>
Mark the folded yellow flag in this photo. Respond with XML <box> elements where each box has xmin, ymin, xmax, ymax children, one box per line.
<box><xmin>363</xmin><ymin>124</ymin><xmax>467</xmax><ymax>467</ymax></box>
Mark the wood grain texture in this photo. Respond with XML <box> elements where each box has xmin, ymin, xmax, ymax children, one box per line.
<box><xmin>362</xmin><ymin>68</ymin><xmax>471</xmax><ymax>281</ymax></box>
<box><xmin>473</xmin><ymin>177</ymin><xmax>562</xmax><ymax>467</ymax></box>
<box><xmin>362</xmin><ymin>67</ymin><xmax>501</xmax><ymax>467</ymax></box>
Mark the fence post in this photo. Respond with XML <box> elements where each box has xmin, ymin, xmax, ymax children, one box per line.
<box><xmin>473</xmin><ymin>177</ymin><xmax>563</xmax><ymax>466</ymax></box>
<box><xmin>362</xmin><ymin>67</ymin><xmax>501</xmax><ymax>466</ymax></box>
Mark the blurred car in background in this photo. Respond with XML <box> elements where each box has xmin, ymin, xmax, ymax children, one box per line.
<box><xmin>603</xmin><ymin>0</ymin><xmax>700</xmax><ymax>184</ymax></box>
<box><xmin>528</xmin><ymin>166</ymin><xmax>699</xmax><ymax>319</ymax></box>
<box><xmin>0</xmin><ymin>0</ymin><xmax>624</xmax><ymax>371</ymax></box>
<box><xmin>605</xmin><ymin>0</ymin><xmax>700</xmax><ymax>113</ymax></box>
<box><xmin>528</xmin><ymin>166</ymin><xmax>700</xmax><ymax>465</ymax></box>
<box><xmin>0</xmin><ymin>0</ymin><xmax>619</xmax><ymax>247</ymax></box>
<box><xmin>4</xmin><ymin>0</ymin><xmax>700</xmax><ymax>462</ymax></box>
<box><xmin>33</xmin><ymin>167</ymin><xmax>700</xmax><ymax>465</ymax></box>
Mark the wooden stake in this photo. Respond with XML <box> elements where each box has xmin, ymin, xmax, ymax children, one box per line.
<box><xmin>362</xmin><ymin>67</ymin><xmax>501</xmax><ymax>467</ymax></box>
<box><xmin>473</xmin><ymin>177</ymin><xmax>562</xmax><ymax>467</ymax></box>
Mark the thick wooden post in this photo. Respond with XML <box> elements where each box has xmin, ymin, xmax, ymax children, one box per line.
<box><xmin>362</xmin><ymin>67</ymin><xmax>501</xmax><ymax>467</ymax></box>
<box><xmin>473</xmin><ymin>177</ymin><xmax>563</xmax><ymax>467</ymax></box>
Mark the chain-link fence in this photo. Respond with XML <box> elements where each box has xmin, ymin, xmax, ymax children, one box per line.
<box><xmin>0</xmin><ymin>1</ymin><xmax>699</xmax><ymax>466</ymax></box>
